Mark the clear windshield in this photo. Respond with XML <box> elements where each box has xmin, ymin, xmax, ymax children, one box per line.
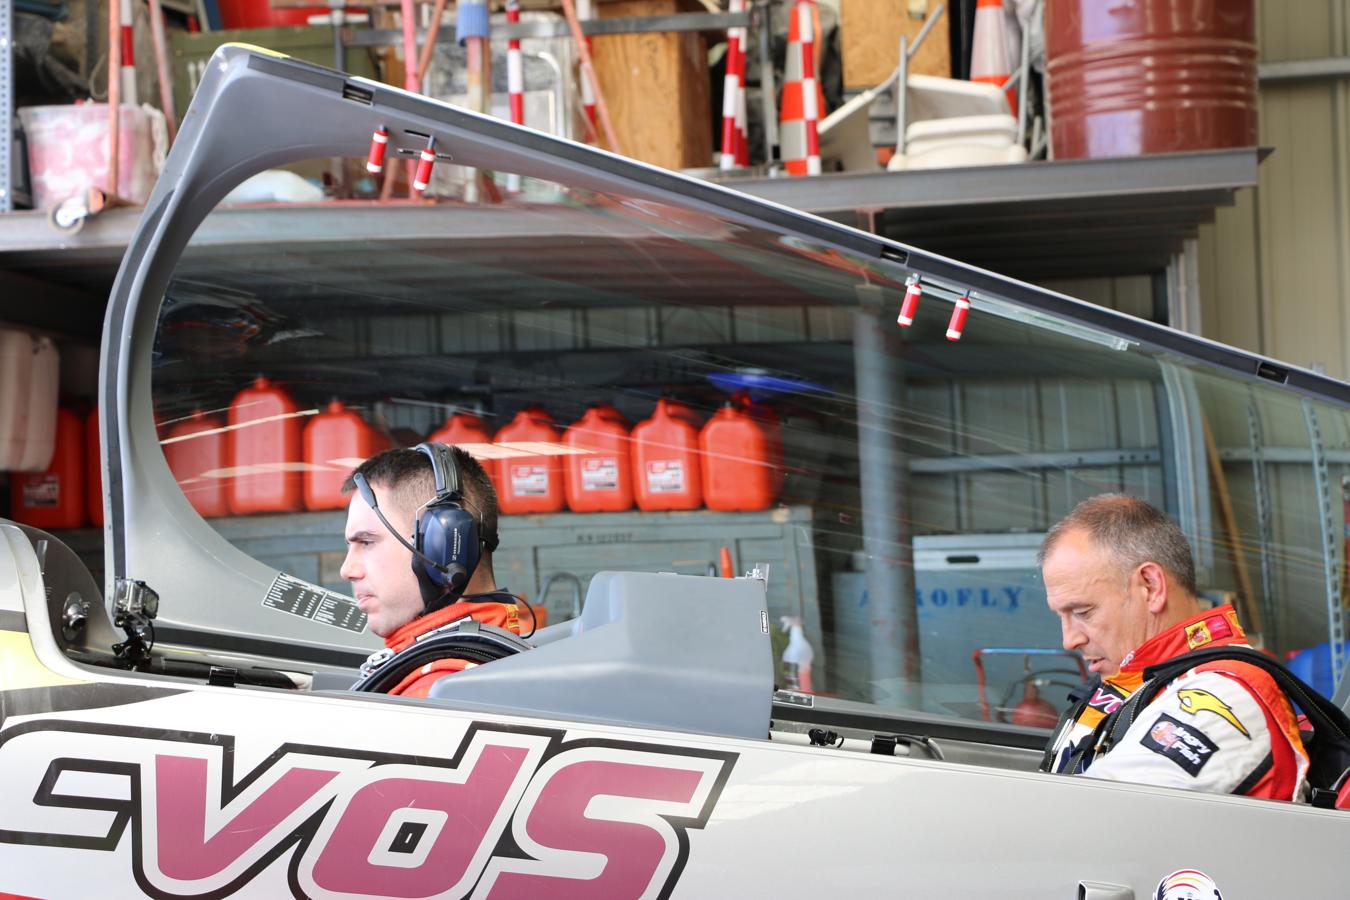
<box><xmin>151</xmin><ymin>163</ymin><xmax>1350</xmax><ymax>728</ymax></box>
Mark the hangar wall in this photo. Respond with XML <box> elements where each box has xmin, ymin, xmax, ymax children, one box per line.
<box><xmin>1197</xmin><ymin>0</ymin><xmax>1350</xmax><ymax>380</ymax></box>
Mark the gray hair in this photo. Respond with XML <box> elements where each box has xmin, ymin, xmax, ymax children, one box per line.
<box><xmin>1039</xmin><ymin>494</ymin><xmax>1197</xmax><ymax>596</ymax></box>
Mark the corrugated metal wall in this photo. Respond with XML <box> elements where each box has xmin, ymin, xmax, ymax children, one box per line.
<box><xmin>1197</xmin><ymin>0</ymin><xmax>1350</xmax><ymax>379</ymax></box>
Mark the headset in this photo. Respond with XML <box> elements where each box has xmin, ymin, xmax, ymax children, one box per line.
<box><xmin>353</xmin><ymin>442</ymin><xmax>497</xmax><ymax>612</ymax></box>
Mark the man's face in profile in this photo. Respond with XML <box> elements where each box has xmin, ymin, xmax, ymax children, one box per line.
<box><xmin>340</xmin><ymin>485</ymin><xmax>423</xmax><ymax>637</ymax></box>
<box><xmin>1042</xmin><ymin>527</ymin><xmax>1151</xmax><ymax>676</ymax></box>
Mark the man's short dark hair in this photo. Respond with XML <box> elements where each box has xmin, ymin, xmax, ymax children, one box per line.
<box><xmin>342</xmin><ymin>445</ymin><xmax>499</xmax><ymax>552</ymax></box>
<box><xmin>1039</xmin><ymin>494</ymin><xmax>1197</xmax><ymax>596</ymax></box>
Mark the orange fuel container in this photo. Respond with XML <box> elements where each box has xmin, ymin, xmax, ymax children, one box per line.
<box><xmin>228</xmin><ymin>376</ymin><xmax>303</xmax><ymax>515</ymax></box>
<box><xmin>85</xmin><ymin>406</ymin><xmax>103</xmax><ymax>527</ymax></box>
<box><xmin>165</xmin><ymin>409</ymin><xmax>231</xmax><ymax>518</ymax></box>
<box><xmin>665</xmin><ymin>397</ymin><xmax>704</xmax><ymax>428</ymax></box>
<box><xmin>429</xmin><ymin>412</ymin><xmax>498</xmax><ymax>487</ymax></box>
<box><xmin>304</xmin><ymin>401</ymin><xmax>380</xmax><ymax>511</ymax></box>
<box><xmin>10</xmin><ymin>407</ymin><xmax>85</xmax><ymax>529</ymax></box>
<box><xmin>700</xmin><ymin>403</ymin><xmax>776</xmax><ymax>511</ymax></box>
<box><xmin>631</xmin><ymin>398</ymin><xmax>703</xmax><ymax>511</ymax></box>
<box><xmin>495</xmin><ymin>406</ymin><xmax>565</xmax><ymax>514</ymax></box>
<box><xmin>563</xmin><ymin>405</ymin><xmax>634</xmax><ymax>512</ymax></box>
<box><xmin>732</xmin><ymin>391</ymin><xmax>784</xmax><ymax>495</ymax></box>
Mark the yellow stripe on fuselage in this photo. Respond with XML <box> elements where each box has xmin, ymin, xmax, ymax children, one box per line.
<box><xmin>0</xmin><ymin>631</ymin><xmax>85</xmax><ymax>690</ymax></box>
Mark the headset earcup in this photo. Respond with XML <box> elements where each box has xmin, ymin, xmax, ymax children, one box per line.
<box><xmin>416</xmin><ymin>503</ymin><xmax>480</xmax><ymax>596</ymax></box>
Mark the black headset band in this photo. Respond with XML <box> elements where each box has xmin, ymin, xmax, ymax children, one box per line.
<box><xmin>416</xmin><ymin>442</ymin><xmax>461</xmax><ymax>499</ymax></box>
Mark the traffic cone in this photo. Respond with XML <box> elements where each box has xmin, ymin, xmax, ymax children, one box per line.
<box><xmin>970</xmin><ymin>0</ymin><xmax>1016</xmax><ymax>115</ymax></box>
<box><xmin>779</xmin><ymin>0</ymin><xmax>825</xmax><ymax>176</ymax></box>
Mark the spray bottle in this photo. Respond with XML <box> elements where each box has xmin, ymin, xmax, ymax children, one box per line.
<box><xmin>780</xmin><ymin>615</ymin><xmax>814</xmax><ymax>693</ymax></box>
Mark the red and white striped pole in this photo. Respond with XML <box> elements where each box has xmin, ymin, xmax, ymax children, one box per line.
<box><xmin>797</xmin><ymin>0</ymin><xmax>820</xmax><ymax>175</ymax></box>
<box><xmin>734</xmin><ymin>50</ymin><xmax>749</xmax><ymax>165</ymax></box>
<box><xmin>119</xmin><ymin>0</ymin><xmax>137</xmax><ymax>104</ymax></box>
<box><xmin>413</xmin><ymin>135</ymin><xmax>436</xmax><ymax>195</ymax></box>
<box><xmin>718</xmin><ymin>0</ymin><xmax>745</xmax><ymax>170</ymax></box>
<box><xmin>576</xmin><ymin>0</ymin><xmax>599</xmax><ymax>142</ymax></box>
<box><xmin>506</xmin><ymin>0</ymin><xmax>525</xmax><ymax>125</ymax></box>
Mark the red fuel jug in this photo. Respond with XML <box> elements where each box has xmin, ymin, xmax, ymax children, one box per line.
<box><xmin>563</xmin><ymin>405</ymin><xmax>634</xmax><ymax>512</ymax></box>
<box><xmin>429</xmin><ymin>411</ymin><xmax>498</xmax><ymax>487</ymax></box>
<box><xmin>700</xmin><ymin>402</ymin><xmax>775</xmax><ymax>511</ymax></box>
<box><xmin>165</xmin><ymin>409</ymin><xmax>231</xmax><ymax>518</ymax></box>
<box><xmin>631</xmin><ymin>398</ymin><xmax>703</xmax><ymax>511</ymax></box>
<box><xmin>664</xmin><ymin>397</ymin><xmax>704</xmax><ymax>428</ymax></box>
<box><xmin>85</xmin><ymin>406</ymin><xmax>103</xmax><ymax>527</ymax></box>
<box><xmin>10</xmin><ymin>407</ymin><xmax>85</xmax><ymax>529</ymax></box>
<box><xmin>732</xmin><ymin>391</ymin><xmax>784</xmax><ymax>495</ymax></box>
<box><xmin>495</xmin><ymin>406</ymin><xmax>565</xmax><ymax>514</ymax></box>
<box><xmin>227</xmin><ymin>376</ymin><xmax>303</xmax><ymax>515</ymax></box>
<box><xmin>304</xmin><ymin>401</ymin><xmax>380</xmax><ymax>511</ymax></box>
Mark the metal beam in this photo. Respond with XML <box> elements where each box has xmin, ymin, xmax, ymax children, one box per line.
<box><xmin>725</xmin><ymin>147</ymin><xmax>1260</xmax><ymax>215</ymax></box>
<box><xmin>1</xmin><ymin>0</ymin><xmax>12</xmax><ymax>214</ymax></box>
<box><xmin>346</xmin><ymin>10</ymin><xmax>748</xmax><ymax>46</ymax></box>
<box><xmin>1259</xmin><ymin>56</ymin><xmax>1350</xmax><ymax>84</ymax></box>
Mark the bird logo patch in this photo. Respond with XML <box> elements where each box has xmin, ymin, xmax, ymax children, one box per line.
<box><xmin>1177</xmin><ymin>688</ymin><xmax>1250</xmax><ymax>738</ymax></box>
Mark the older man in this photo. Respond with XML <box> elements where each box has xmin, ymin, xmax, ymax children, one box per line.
<box><xmin>1039</xmin><ymin>494</ymin><xmax>1308</xmax><ymax>801</ymax></box>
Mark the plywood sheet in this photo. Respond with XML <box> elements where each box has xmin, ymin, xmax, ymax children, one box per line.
<box><xmin>840</xmin><ymin>0</ymin><xmax>950</xmax><ymax>89</ymax></box>
<box><xmin>591</xmin><ymin>0</ymin><xmax>713</xmax><ymax>169</ymax></box>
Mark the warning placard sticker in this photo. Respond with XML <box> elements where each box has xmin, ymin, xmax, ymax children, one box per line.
<box><xmin>646</xmin><ymin>460</ymin><xmax>685</xmax><ymax>493</ymax></box>
<box><xmin>581</xmin><ymin>457</ymin><xmax>620</xmax><ymax>491</ymax></box>
<box><xmin>263</xmin><ymin>573</ymin><xmax>367</xmax><ymax>633</ymax></box>
<box><xmin>511</xmin><ymin>464</ymin><xmax>549</xmax><ymax>496</ymax></box>
<box><xmin>22</xmin><ymin>477</ymin><xmax>60</xmax><ymax>508</ymax></box>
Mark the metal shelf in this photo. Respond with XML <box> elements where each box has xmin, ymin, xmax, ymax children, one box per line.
<box><xmin>0</xmin><ymin>147</ymin><xmax>1262</xmax><ymax>312</ymax></box>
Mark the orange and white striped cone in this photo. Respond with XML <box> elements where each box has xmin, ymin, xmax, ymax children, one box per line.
<box><xmin>779</xmin><ymin>0</ymin><xmax>824</xmax><ymax>176</ymax></box>
<box><xmin>970</xmin><ymin>0</ymin><xmax>1016</xmax><ymax>115</ymax></box>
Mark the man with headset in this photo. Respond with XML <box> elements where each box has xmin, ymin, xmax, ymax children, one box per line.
<box><xmin>340</xmin><ymin>443</ymin><xmax>526</xmax><ymax>697</ymax></box>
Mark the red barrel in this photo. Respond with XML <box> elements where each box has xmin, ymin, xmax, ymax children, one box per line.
<box><xmin>429</xmin><ymin>411</ymin><xmax>498</xmax><ymax>487</ymax></box>
<box><xmin>700</xmin><ymin>403</ymin><xmax>776</xmax><ymax>511</ymax></box>
<box><xmin>304</xmin><ymin>401</ymin><xmax>380</xmax><ymax>511</ymax></box>
<box><xmin>227</xmin><ymin>376</ymin><xmax>303</xmax><ymax>515</ymax></box>
<box><xmin>10</xmin><ymin>407</ymin><xmax>85</xmax><ymax>529</ymax></box>
<box><xmin>631</xmin><ymin>398</ymin><xmax>703</xmax><ymax>511</ymax></box>
<box><xmin>86</xmin><ymin>406</ymin><xmax>103</xmax><ymax>527</ymax></box>
<box><xmin>1045</xmin><ymin>0</ymin><xmax>1257</xmax><ymax>159</ymax></box>
<box><xmin>495</xmin><ymin>406</ymin><xmax>565</xmax><ymax>514</ymax></box>
<box><xmin>165</xmin><ymin>409</ymin><xmax>231</xmax><ymax>518</ymax></box>
<box><xmin>563</xmin><ymin>405</ymin><xmax>634</xmax><ymax>512</ymax></box>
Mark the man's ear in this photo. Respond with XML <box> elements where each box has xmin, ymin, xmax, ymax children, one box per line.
<box><xmin>1138</xmin><ymin>561</ymin><xmax>1168</xmax><ymax>613</ymax></box>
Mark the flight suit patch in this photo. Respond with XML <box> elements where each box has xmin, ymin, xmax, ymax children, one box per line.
<box><xmin>1140</xmin><ymin>713</ymin><xmax>1219</xmax><ymax>777</ymax></box>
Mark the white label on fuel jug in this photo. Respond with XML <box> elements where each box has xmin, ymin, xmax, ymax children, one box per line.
<box><xmin>22</xmin><ymin>477</ymin><xmax>59</xmax><ymax>508</ymax></box>
<box><xmin>581</xmin><ymin>457</ymin><xmax>620</xmax><ymax>491</ymax></box>
<box><xmin>646</xmin><ymin>459</ymin><xmax>685</xmax><ymax>493</ymax></box>
<box><xmin>511</xmin><ymin>464</ymin><xmax>549</xmax><ymax>496</ymax></box>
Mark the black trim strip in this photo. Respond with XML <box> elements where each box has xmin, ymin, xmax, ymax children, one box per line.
<box><xmin>0</xmin><ymin>609</ymin><xmax>26</xmax><ymax>632</ymax></box>
<box><xmin>153</xmin><ymin>625</ymin><xmax>367</xmax><ymax>670</ymax></box>
<box><xmin>772</xmin><ymin>701</ymin><xmax>1050</xmax><ymax>751</ymax></box>
<box><xmin>1232</xmin><ymin>751</ymin><xmax>1274</xmax><ymax>796</ymax></box>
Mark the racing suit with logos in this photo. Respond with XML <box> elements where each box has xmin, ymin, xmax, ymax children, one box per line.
<box><xmin>379</xmin><ymin>590</ymin><xmax>523</xmax><ymax>698</ymax></box>
<box><xmin>1045</xmin><ymin>604</ymin><xmax>1309</xmax><ymax>801</ymax></box>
